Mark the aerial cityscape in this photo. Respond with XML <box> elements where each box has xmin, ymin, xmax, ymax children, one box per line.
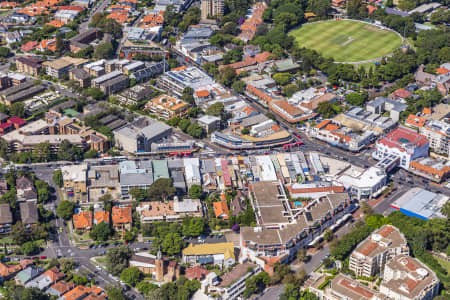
<box><xmin>0</xmin><ymin>0</ymin><xmax>446</xmax><ymax>299</ymax></box>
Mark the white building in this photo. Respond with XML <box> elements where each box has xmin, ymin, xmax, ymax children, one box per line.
<box><xmin>372</xmin><ymin>126</ymin><xmax>429</xmax><ymax>169</ymax></box>
<box><xmin>335</xmin><ymin>166</ymin><xmax>387</xmax><ymax>200</ymax></box>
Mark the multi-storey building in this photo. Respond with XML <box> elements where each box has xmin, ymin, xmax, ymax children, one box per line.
<box><xmin>200</xmin><ymin>0</ymin><xmax>223</xmax><ymax>20</ymax></box>
<box><xmin>144</xmin><ymin>94</ymin><xmax>190</xmax><ymax>119</ymax></box>
<box><xmin>349</xmin><ymin>225</ymin><xmax>409</xmax><ymax>277</ymax></box>
<box><xmin>372</xmin><ymin>126</ymin><xmax>429</xmax><ymax>169</ymax></box>
<box><xmin>380</xmin><ymin>255</ymin><xmax>439</xmax><ymax>300</ymax></box>
<box><xmin>61</xmin><ymin>164</ymin><xmax>88</xmax><ymax>203</ymax></box>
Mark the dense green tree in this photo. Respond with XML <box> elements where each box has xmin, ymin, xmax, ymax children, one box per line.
<box><xmin>90</xmin><ymin>222</ymin><xmax>112</xmax><ymax>241</ymax></box>
<box><xmin>106</xmin><ymin>245</ymin><xmax>132</xmax><ymax>276</ymax></box>
<box><xmin>57</xmin><ymin>140</ymin><xmax>83</xmax><ymax>161</ymax></box>
<box><xmin>10</xmin><ymin>102</ymin><xmax>25</xmax><ymax>118</ymax></box>
<box><xmin>182</xmin><ymin>217</ymin><xmax>205</xmax><ymax>237</ymax></box>
<box><xmin>120</xmin><ymin>267</ymin><xmax>142</xmax><ymax>287</ymax></box>
<box><xmin>84</xmin><ymin>149</ymin><xmax>98</xmax><ymax>159</ymax></box>
<box><xmin>21</xmin><ymin>241</ymin><xmax>39</xmax><ymax>255</ymax></box>
<box><xmin>188</xmin><ymin>185</ymin><xmax>203</xmax><ymax>199</ymax></box>
<box><xmin>186</xmin><ymin>123</ymin><xmax>205</xmax><ymax>138</ymax></box>
<box><xmin>147</xmin><ymin>178</ymin><xmax>176</xmax><ymax>202</ymax></box>
<box><xmin>32</xmin><ymin>142</ymin><xmax>51</xmax><ymax>162</ymax></box>
<box><xmin>52</xmin><ymin>170</ymin><xmax>63</xmax><ymax>187</ymax></box>
<box><xmin>178</xmin><ymin>118</ymin><xmax>191</xmax><ymax>132</ymax></box>
<box><xmin>136</xmin><ymin>281</ymin><xmax>158</xmax><ymax>295</ymax></box>
<box><xmin>0</xmin><ymin>47</ymin><xmax>10</xmax><ymax>57</ymax></box>
<box><xmin>94</xmin><ymin>42</ymin><xmax>114</xmax><ymax>59</ymax></box>
<box><xmin>217</xmin><ymin>66</ymin><xmax>236</xmax><ymax>87</ymax></box>
<box><xmin>273</xmin><ymin>73</ymin><xmax>293</xmax><ymax>86</ymax></box>
<box><xmin>232</xmin><ymin>80</ymin><xmax>246</xmax><ymax>93</ymax></box>
<box><xmin>161</xmin><ymin>232</ymin><xmax>184</xmax><ymax>256</ymax></box>
<box><xmin>346</xmin><ymin>92</ymin><xmax>368</xmax><ymax>107</ymax></box>
<box><xmin>310</xmin><ymin>0</ymin><xmax>331</xmax><ymax>17</ymax></box>
<box><xmin>206</xmin><ymin>103</ymin><xmax>225</xmax><ymax>116</ymax></box>
<box><xmin>106</xmin><ymin>286</ymin><xmax>126</xmax><ymax>300</ymax></box>
<box><xmin>72</xmin><ymin>274</ymin><xmax>88</xmax><ymax>285</ymax></box>
<box><xmin>56</xmin><ymin>200</ymin><xmax>75</xmax><ymax>220</ymax></box>
<box><xmin>243</xmin><ymin>272</ymin><xmax>270</xmax><ymax>298</ymax></box>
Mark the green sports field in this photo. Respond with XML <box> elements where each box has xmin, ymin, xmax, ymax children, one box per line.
<box><xmin>289</xmin><ymin>20</ymin><xmax>404</xmax><ymax>63</ymax></box>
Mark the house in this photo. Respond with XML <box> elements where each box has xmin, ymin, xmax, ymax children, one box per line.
<box><xmin>25</xmin><ymin>267</ymin><xmax>64</xmax><ymax>290</ymax></box>
<box><xmin>182</xmin><ymin>242</ymin><xmax>235</xmax><ymax>267</ymax></box>
<box><xmin>185</xmin><ymin>265</ymin><xmax>210</xmax><ymax>280</ymax></box>
<box><xmin>16</xmin><ymin>176</ymin><xmax>37</xmax><ymax>202</ymax></box>
<box><xmin>16</xmin><ymin>266</ymin><xmax>44</xmax><ymax>285</ymax></box>
<box><xmin>73</xmin><ymin>211</ymin><xmax>92</xmax><ymax>232</ymax></box>
<box><xmin>372</xmin><ymin>126</ymin><xmax>429</xmax><ymax>169</ymax></box>
<box><xmin>21</xmin><ymin>41</ymin><xmax>39</xmax><ymax>52</ymax></box>
<box><xmin>61</xmin><ymin>285</ymin><xmax>105</xmax><ymax>300</ymax></box>
<box><xmin>20</xmin><ymin>202</ymin><xmax>38</xmax><ymax>227</ymax></box>
<box><xmin>389</xmin><ymin>88</ymin><xmax>412</xmax><ymax>101</ymax></box>
<box><xmin>0</xmin><ymin>262</ymin><xmax>22</xmax><ymax>281</ymax></box>
<box><xmin>0</xmin><ymin>203</ymin><xmax>12</xmax><ymax>234</ymax></box>
<box><xmin>47</xmin><ymin>280</ymin><xmax>75</xmax><ymax>297</ymax></box>
<box><xmin>213</xmin><ymin>201</ymin><xmax>229</xmax><ymax>220</ymax></box>
<box><xmin>94</xmin><ymin>211</ymin><xmax>109</xmax><ymax>224</ymax></box>
<box><xmin>112</xmin><ymin>206</ymin><xmax>132</xmax><ymax>232</ymax></box>
<box><xmin>349</xmin><ymin>225</ymin><xmax>409</xmax><ymax>277</ymax></box>
<box><xmin>136</xmin><ymin>199</ymin><xmax>203</xmax><ymax>223</ymax></box>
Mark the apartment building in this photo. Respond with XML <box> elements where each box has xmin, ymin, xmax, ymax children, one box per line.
<box><xmin>69</xmin><ymin>68</ymin><xmax>90</xmax><ymax>88</ymax></box>
<box><xmin>16</xmin><ymin>57</ymin><xmax>42</xmax><ymax>76</ymax></box>
<box><xmin>380</xmin><ymin>255</ymin><xmax>439</xmax><ymax>300</ymax></box>
<box><xmin>200</xmin><ymin>0</ymin><xmax>223</xmax><ymax>20</ymax></box>
<box><xmin>61</xmin><ymin>164</ymin><xmax>87</xmax><ymax>203</ymax></box>
<box><xmin>42</xmin><ymin>57</ymin><xmax>88</xmax><ymax>79</ymax></box>
<box><xmin>144</xmin><ymin>94</ymin><xmax>190</xmax><ymax>119</ymax></box>
<box><xmin>349</xmin><ymin>225</ymin><xmax>409</xmax><ymax>277</ymax></box>
<box><xmin>419</xmin><ymin>118</ymin><xmax>450</xmax><ymax>156</ymax></box>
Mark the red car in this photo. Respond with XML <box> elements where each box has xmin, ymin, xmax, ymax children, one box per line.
<box><xmin>40</xmin><ymin>256</ymin><xmax>46</xmax><ymax>259</ymax></box>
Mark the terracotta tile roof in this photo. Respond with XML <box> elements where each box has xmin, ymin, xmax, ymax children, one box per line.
<box><xmin>436</xmin><ymin>68</ymin><xmax>450</xmax><ymax>75</ymax></box>
<box><xmin>315</xmin><ymin>119</ymin><xmax>332</xmax><ymax>129</ymax></box>
<box><xmin>340</xmin><ymin>278</ymin><xmax>375</xmax><ymax>298</ymax></box>
<box><xmin>50</xmin><ymin>280</ymin><xmax>75</xmax><ymax>295</ymax></box>
<box><xmin>73</xmin><ymin>211</ymin><xmax>92</xmax><ymax>230</ymax></box>
<box><xmin>185</xmin><ymin>265</ymin><xmax>210</xmax><ymax>280</ymax></box>
<box><xmin>392</xmin><ymin>88</ymin><xmax>412</xmax><ymax>99</ymax></box>
<box><xmin>46</xmin><ymin>20</ymin><xmax>65</xmax><ymax>27</ymax></box>
<box><xmin>21</xmin><ymin>41</ymin><xmax>39</xmax><ymax>52</ymax></box>
<box><xmin>63</xmin><ymin>285</ymin><xmax>90</xmax><ymax>300</ymax></box>
<box><xmin>422</xmin><ymin>107</ymin><xmax>432</xmax><ymax>114</ymax></box>
<box><xmin>405</xmin><ymin>114</ymin><xmax>426</xmax><ymax>128</ymax></box>
<box><xmin>19</xmin><ymin>259</ymin><xmax>34</xmax><ymax>269</ymax></box>
<box><xmin>213</xmin><ymin>201</ymin><xmax>229</xmax><ymax>220</ymax></box>
<box><xmin>42</xmin><ymin>267</ymin><xmax>64</xmax><ymax>282</ymax></box>
<box><xmin>56</xmin><ymin>5</ymin><xmax>84</xmax><ymax>10</ymax></box>
<box><xmin>377</xmin><ymin>126</ymin><xmax>428</xmax><ymax>152</ymax></box>
<box><xmin>171</xmin><ymin>66</ymin><xmax>187</xmax><ymax>71</ymax></box>
<box><xmin>195</xmin><ymin>90</ymin><xmax>210</xmax><ymax>97</ymax></box>
<box><xmin>254</xmin><ymin>51</ymin><xmax>271</xmax><ymax>63</ymax></box>
<box><xmin>0</xmin><ymin>262</ymin><xmax>21</xmax><ymax>277</ymax></box>
<box><xmin>112</xmin><ymin>206</ymin><xmax>132</xmax><ymax>225</ymax></box>
<box><xmin>367</xmin><ymin>4</ymin><xmax>377</xmax><ymax>14</ymax></box>
<box><xmin>94</xmin><ymin>211</ymin><xmax>109</xmax><ymax>224</ymax></box>
<box><xmin>359</xmin><ymin>241</ymin><xmax>378</xmax><ymax>256</ymax></box>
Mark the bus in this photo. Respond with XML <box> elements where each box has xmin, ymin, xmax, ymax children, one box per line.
<box><xmin>283</xmin><ymin>141</ymin><xmax>304</xmax><ymax>151</ymax></box>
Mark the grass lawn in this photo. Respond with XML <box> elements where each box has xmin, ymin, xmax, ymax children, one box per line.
<box><xmin>289</xmin><ymin>20</ymin><xmax>404</xmax><ymax>63</ymax></box>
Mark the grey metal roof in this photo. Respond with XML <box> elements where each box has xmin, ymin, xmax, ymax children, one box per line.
<box><xmin>120</xmin><ymin>173</ymin><xmax>153</xmax><ymax>186</ymax></box>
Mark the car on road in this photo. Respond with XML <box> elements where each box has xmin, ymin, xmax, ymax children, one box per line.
<box><xmin>40</xmin><ymin>256</ymin><xmax>46</xmax><ymax>259</ymax></box>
